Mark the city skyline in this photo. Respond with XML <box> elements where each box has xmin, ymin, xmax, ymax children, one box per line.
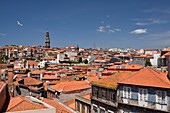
<box><xmin>0</xmin><ymin>0</ymin><xmax>170</xmax><ymax>49</ymax></box>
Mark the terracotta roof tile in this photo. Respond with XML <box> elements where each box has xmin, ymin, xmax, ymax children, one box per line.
<box><xmin>42</xmin><ymin>75</ymin><xmax>60</xmax><ymax>80</ymax></box>
<box><xmin>50</xmin><ymin>81</ymin><xmax>90</xmax><ymax>93</ymax></box>
<box><xmin>23</xmin><ymin>77</ymin><xmax>42</xmax><ymax>86</ymax></box>
<box><xmin>28</xmin><ymin>60</ymin><xmax>39</xmax><ymax>66</ymax></box>
<box><xmin>92</xmin><ymin>72</ymin><xmax>133</xmax><ymax>88</ymax></box>
<box><xmin>108</xmin><ymin>64</ymin><xmax>143</xmax><ymax>70</ymax></box>
<box><xmin>118</xmin><ymin>67</ymin><xmax>170</xmax><ymax>89</ymax></box>
<box><xmin>43</xmin><ymin>98</ymin><xmax>72</xmax><ymax>113</ymax></box>
<box><xmin>64</xmin><ymin>99</ymin><xmax>75</xmax><ymax>110</ymax></box>
<box><xmin>31</xmin><ymin>70</ymin><xmax>45</xmax><ymax>74</ymax></box>
<box><xmin>7</xmin><ymin>96</ymin><xmax>46</xmax><ymax>112</ymax></box>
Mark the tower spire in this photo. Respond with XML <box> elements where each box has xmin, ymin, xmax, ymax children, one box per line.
<box><xmin>45</xmin><ymin>31</ymin><xmax>50</xmax><ymax>48</ymax></box>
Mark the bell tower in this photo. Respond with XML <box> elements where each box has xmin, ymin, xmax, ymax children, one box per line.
<box><xmin>45</xmin><ymin>31</ymin><xmax>50</xmax><ymax>48</ymax></box>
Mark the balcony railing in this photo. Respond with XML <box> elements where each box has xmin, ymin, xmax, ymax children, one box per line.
<box><xmin>91</xmin><ymin>96</ymin><xmax>118</xmax><ymax>107</ymax></box>
<box><xmin>118</xmin><ymin>96</ymin><xmax>170</xmax><ymax>112</ymax></box>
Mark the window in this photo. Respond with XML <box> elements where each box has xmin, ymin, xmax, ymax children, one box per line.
<box><xmin>139</xmin><ymin>88</ymin><xmax>148</xmax><ymax>102</ymax></box>
<box><xmin>93</xmin><ymin>87</ymin><xmax>98</xmax><ymax>98</ymax></box>
<box><xmin>121</xmin><ymin>66</ymin><xmax>126</xmax><ymax>69</ymax></box>
<box><xmin>93</xmin><ymin>105</ymin><xmax>98</xmax><ymax>113</ymax></box>
<box><xmin>116</xmin><ymin>66</ymin><xmax>121</xmax><ymax>69</ymax></box>
<box><xmin>110</xmin><ymin>92</ymin><xmax>116</xmax><ymax>102</ymax></box>
<box><xmin>123</xmin><ymin>87</ymin><xmax>131</xmax><ymax>99</ymax></box>
<box><xmin>82</xmin><ymin>104</ymin><xmax>85</xmax><ymax>113</ymax></box>
<box><xmin>77</xmin><ymin>102</ymin><xmax>80</xmax><ymax>112</ymax></box>
<box><xmin>102</xmin><ymin>89</ymin><xmax>106</xmax><ymax>99</ymax></box>
<box><xmin>100</xmin><ymin>108</ymin><xmax>105</xmax><ymax>113</ymax></box>
<box><xmin>157</xmin><ymin>91</ymin><xmax>166</xmax><ymax>104</ymax></box>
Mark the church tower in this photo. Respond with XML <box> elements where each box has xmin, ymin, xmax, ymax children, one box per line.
<box><xmin>45</xmin><ymin>31</ymin><xmax>50</xmax><ymax>48</ymax></box>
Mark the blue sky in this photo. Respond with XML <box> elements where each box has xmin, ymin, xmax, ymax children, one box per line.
<box><xmin>0</xmin><ymin>0</ymin><xmax>170</xmax><ymax>49</ymax></box>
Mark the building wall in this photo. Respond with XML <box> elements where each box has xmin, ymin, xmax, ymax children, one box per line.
<box><xmin>76</xmin><ymin>99</ymin><xmax>91</xmax><ymax>113</ymax></box>
<box><xmin>59</xmin><ymin>89</ymin><xmax>91</xmax><ymax>103</ymax></box>
<box><xmin>91</xmin><ymin>85</ymin><xmax>117</xmax><ymax>113</ymax></box>
<box><xmin>119</xmin><ymin>84</ymin><xmax>170</xmax><ymax>113</ymax></box>
<box><xmin>0</xmin><ymin>83</ymin><xmax>6</xmax><ymax>112</ymax></box>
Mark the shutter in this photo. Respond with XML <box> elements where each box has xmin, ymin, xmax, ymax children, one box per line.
<box><xmin>148</xmin><ymin>88</ymin><xmax>155</xmax><ymax>103</ymax></box>
<box><xmin>167</xmin><ymin>91</ymin><xmax>170</xmax><ymax>108</ymax></box>
<box><xmin>131</xmin><ymin>86</ymin><xmax>138</xmax><ymax>100</ymax></box>
<box><xmin>119</xmin><ymin>85</ymin><xmax>123</xmax><ymax>97</ymax></box>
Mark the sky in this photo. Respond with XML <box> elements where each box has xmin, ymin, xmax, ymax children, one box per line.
<box><xmin>0</xmin><ymin>0</ymin><xmax>170</xmax><ymax>49</ymax></box>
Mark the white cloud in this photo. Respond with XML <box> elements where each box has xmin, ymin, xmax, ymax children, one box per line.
<box><xmin>108</xmin><ymin>29</ymin><xmax>115</xmax><ymax>33</ymax></box>
<box><xmin>97</xmin><ymin>26</ymin><xmax>105</xmax><ymax>32</ymax></box>
<box><xmin>143</xmin><ymin>8</ymin><xmax>170</xmax><ymax>14</ymax></box>
<box><xmin>136</xmin><ymin>22</ymin><xmax>149</xmax><ymax>26</ymax></box>
<box><xmin>130</xmin><ymin>29</ymin><xmax>148</xmax><ymax>34</ymax></box>
<box><xmin>106</xmin><ymin>15</ymin><xmax>110</xmax><ymax>18</ymax></box>
<box><xmin>17</xmin><ymin>20</ymin><xmax>23</xmax><ymax>27</ymax></box>
<box><xmin>114</xmin><ymin>28</ymin><xmax>121</xmax><ymax>32</ymax></box>
<box><xmin>135</xmin><ymin>18</ymin><xmax>167</xmax><ymax>26</ymax></box>
<box><xmin>97</xmin><ymin>25</ymin><xmax>121</xmax><ymax>34</ymax></box>
<box><xmin>0</xmin><ymin>33</ymin><xmax>6</xmax><ymax>36</ymax></box>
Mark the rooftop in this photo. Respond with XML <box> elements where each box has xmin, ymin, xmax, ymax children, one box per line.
<box><xmin>118</xmin><ymin>67</ymin><xmax>170</xmax><ymax>89</ymax></box>
<box><xmin>22</xmin><ymin>77</ymin><xmax>42</xmax><ymax>86</ymax></box>
<box><xmin>50</xmin><ymin>81</ymin><xmax>90</xmax><ymax>93</ymax></box>
<box><xmin>92</xmin><ymin>72</ymin><xmax>133</xmax><ymax>89</ymax></box>
<box><xmin>43</xmin><ymin>98</ymin><xmax>73</xmax><ymax>113</ymax></box>
<box><xmin>6</xmin><ymin>96</ymin><xmax>46</xmax><ymax>112</ymax></box>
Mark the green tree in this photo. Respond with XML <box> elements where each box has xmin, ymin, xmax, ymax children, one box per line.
<box><xmin>145</xmin><ymin>60</ymin><xmax>152</xmax><ymax>67</ymax></box>
<box><xmin>84</xmin><ymin>59</ymin><xmax>88</xmax><ymax>64</ymax></box>
<box><xmin>78</xmin><ymin>57</ymin><xmax>82</xmax><ymax>63</ymax></box>
<box><xmin>44</xmin><ymin>62</ymin><xmax>49</xmax><ymax>70</ymax></box>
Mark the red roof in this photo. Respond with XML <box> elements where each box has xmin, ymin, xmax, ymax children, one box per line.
<box><xmin>28</xmin><ymin>60</ymin><xmax>39</xmax><ymax>66</ymax></box>
<box><xmin>6</xmin><ymin>96</ymin><xmax>46</xmax><ymax>112</ymax></box>
<box><xmin>43</xmin><ymin>98</ymin><xmax>72</xmax><ymax>113</ymax></box>
<box><xmin>50</xmin><ymin>81</ymin><xmax>90</xmax><ymax>93</ymax></box>
<box><xmin>23</xmin><ymin>77</ymin><xmax>42</xmax><ymax>86</ymax></box>
<box><xmin>118</xmin><ymin>67</ymin><xmax>170</xmax><ymax>89</ymax></box>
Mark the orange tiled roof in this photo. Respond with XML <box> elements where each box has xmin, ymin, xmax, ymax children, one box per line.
<box><xmin>31</xmin><ymin>69</ymin><xmax>45</xmax><ymax>74</ymax></box>
<box><xmin>50</xmin><ymin>81</ymin><xmax>90</xmax><ymax>93</ymax></box>
<box><xmin>42</xmin><ymin>75</ymin><xmax>59</xmax><ymax>80</ymax></box>
<box><xmin>108</xmin><ymin>64</ymin><xmax>143</xmax><ymax>70</ymax></box>
<box><xmin>6</xmin><ymin>96</ymin><xmax>46</xmax><ymax>112</ymax></box>
<box><xmin>83</xmin><ymin>93</ymin><xmax>91</xmax><ymax>100</ymax></box>
<box><xmin>43</xmin><ymin>98</ymin><xmax>72</xmax><ymax>113</ymax></box>
<box><xmin>28</xmin><ymin>60</ymin><xmax>39</xmax><ymax>66</ymax></box>
<box><xmin>64</xmin><ymin>99</ymin><xmax>75</xmax><ymax>110</ymax></box>
<box><xmin>92</xmin><ymin>72</ymin><xmax>133</xmax><ymax>88</ymax></box>
<box><xmin>40</xmin><ymin>57</ymin><xmax>55</xmax><ymax>60</ymax></box>
<box><xmin>118</xmin><ymin>67</ymin><xmax>170</xmax><ymax>89</ymax></box>
<box><xmin>23</xmin><ymin>77</ymin><xmax>42</xmax><ymax>86</ymax></box>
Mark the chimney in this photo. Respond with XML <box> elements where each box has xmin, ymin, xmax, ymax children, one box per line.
<box><xmin>168</xmin><ymin>55</ymin><xmax>170</xmax><ymax>80</ymax></box>
<box><xmin>7</xmin><ymin>64</ymin><xmax>15</xmax><ymax>97</ymax></box>
<box><xmin>7</xmin><ymin>64</ymin><xmax>14</xmax><ymax>83</ymax></box>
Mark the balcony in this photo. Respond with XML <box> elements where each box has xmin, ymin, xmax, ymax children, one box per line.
<box><xmin>118</xmin><ymin>97</ymin><xmax>170</xmax><ymax>113</ymax></box>
<box><xmin>91</xmin><ymin>95</ymin><xmax>118</xmax><ymax>107</ymax></box>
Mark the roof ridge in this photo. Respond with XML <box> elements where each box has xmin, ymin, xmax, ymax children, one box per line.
<box><xmin>147</xmin><ymin>67</ymin><xmax>170</xmax><ymax>87</ymax></box>
<box><xmin>8</xmin><ymin>97</ymin><xmax>25</xmax><ymax>111</ymax></box>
